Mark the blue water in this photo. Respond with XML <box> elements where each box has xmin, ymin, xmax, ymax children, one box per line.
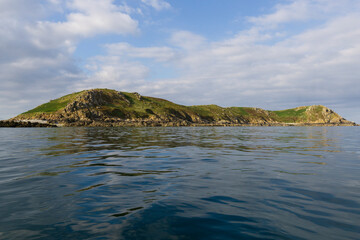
<box><xmin>0</xmin><ymin>127</ymin><xmax>359</xmax><ymax>239</ymax></box>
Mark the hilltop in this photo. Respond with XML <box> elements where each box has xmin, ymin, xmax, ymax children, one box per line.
<box><xmin>10</xmin><ymin>89</ymin><xmax>356</xmax><ymax>127</ymax></box>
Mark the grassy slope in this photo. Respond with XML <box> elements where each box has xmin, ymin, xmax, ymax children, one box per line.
<box><xmin>18</xmin><ymin>89</ymin><xmax>330</xmax><ymax>123</ymax></box>
<box><xmin>270</xmin><ymin>107</ymin><xmax>308</xmax><ymax>123</ymax></box>
<box><xmin>99</xmin><ymin>92</ymin><xmax>199</xmax><ymax>120</ymax></box>
<box><xmin>269</xmin><ymin>106</ymin><xmax>329</xmax><ymax>123</ymax></box>
<box><xmin>23</xmin><ymin>91</ymin><xmax>85</xmax><ymax>115</ymax></box>
<box><xmin>188</xmin><ymin>105</ymin><xmax>254</xmax><ymax>122</ymax></box>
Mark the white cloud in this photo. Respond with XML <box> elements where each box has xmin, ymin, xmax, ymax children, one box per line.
<box><xmin>170</xmin><ymin>31</ymin><xmax>206</xmax><ymax>50</ymax></box>
<box><xmin>249</xmin><ymin>0</ymin><xmax>360</xmax><ymax>28</ymax></box>
<box><xmin>249</xmin><ymin>0</ymin><xmax>314</xmax><ymax>28</ymax></box>
<box><xmin>0</xmin><ymin>0</ymin><xmax>51</xmax><ymax>19</ymax></box>
<box><xmin>141</xmin><ymin>0</ymin><xmax>171</xmax><ymax>11</ymax></box>
<box><xmin>105</xmin><ymin>43</ymin><xmax>177</xmax><ymax>62</ymax></box>
<box><xmin>75</xmin><ymin>56</ymin><xmax>149</xmax><ymax>91</ymax></box>
<box><xmin>27</xmin><ymin>0</ymin><xmax>138</xmax><ymax>50</ymax></box>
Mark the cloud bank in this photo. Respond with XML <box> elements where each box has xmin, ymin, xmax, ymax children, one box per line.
<box><xmin>1</xmin><ymin>0</ymin><xmax>360</xmax><ymax>122</ymax></box>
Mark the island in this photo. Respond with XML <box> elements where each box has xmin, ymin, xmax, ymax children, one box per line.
<box><xmin>1</xmin><ymin>88</ymin><xmax>357</xmax><ymax>127</ymax></box>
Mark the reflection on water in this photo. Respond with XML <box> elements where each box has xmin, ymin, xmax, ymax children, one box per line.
<box><xmin>0</xmin><ymin>127</ymin><xmax>359</xmax><ymax>239</ymax></box>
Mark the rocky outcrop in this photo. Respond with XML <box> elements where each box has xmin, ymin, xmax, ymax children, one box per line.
<box><xmin>63</xmin><ymin>90</ymin><xmax>129</xmax><ymax>113</ymax></box>
<box><xmin>305</xmin><ymin>105</ymin><xmax>353</xmax><ymax>124</ymax></box>
<box><xmin>133</xmin><ymin>92</ymin><xmax>142</xmax><ymax>100</ymax></box>
<box><xmin>50</xmin><ymin>90</ymin><xmax>132</xmax><ymax>123</ymax></box>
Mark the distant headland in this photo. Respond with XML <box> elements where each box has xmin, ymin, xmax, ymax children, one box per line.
<box><xmin>1</xmin><ymin>89</ymin><xmax>357</xmax><ymax>127</ymax></box>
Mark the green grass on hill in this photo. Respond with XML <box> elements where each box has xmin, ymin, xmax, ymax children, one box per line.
<box><xmin>228</xmin><ymin>107</ymin><xmax>250</xmax><ymax>116</ymax></box>
<box><xmin>18</xmin><ymin>89</ymin><xmax>338</xmax><ymax>124</ymax></box>
<box><xmin>188</xmin><ymin>106</ymin><xmax>255</xmax><ymax>122</ymax></box>
<box><xmin>270</xmin><ymin>107</ymin><xmax>308</xmax><ymax>123</ymax></box>
<box><xmin>95</xmin><ymin>91</ymin><xmax>198</xmax><ymax>120</ymax></box>
<box><xmin>188</xmin><ymin>105</ymin><xmax>225</xmax><ymax>121</ymax></box>
<box><xmin>23</xmin><ymin>91</ymin><xmax>85</xmax><ymax>114</ymax></box>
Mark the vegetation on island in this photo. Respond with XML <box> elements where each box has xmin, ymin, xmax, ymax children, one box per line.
<box><xmin>10</xmin><ymin>88</ymin><xmax>356</xmax><ymax>127</ymax></box>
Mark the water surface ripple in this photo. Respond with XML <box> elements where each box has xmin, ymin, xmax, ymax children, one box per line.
<box><xmin>0</xmin><ymin>127</ymin><xmax>359</xmax><ymax>239</ymax></box>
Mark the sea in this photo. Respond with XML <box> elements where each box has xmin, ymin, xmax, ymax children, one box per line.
<box><xmin>0</xmin><ymin>127</ymin><xmax>359</xmax><ymax>240</ymax></box>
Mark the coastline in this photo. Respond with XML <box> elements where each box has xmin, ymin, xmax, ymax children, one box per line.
<box><xmin>0</xmin><ymin>120</ymin><xmax>57</xmax><ymax>128</ymax></box>
<box><xmin>1</xmin><ymin>120</ymin><xmax>357</xmax><ymax>128</ymax></box>
<box><xmin>9</xmin><ymin>90</ymin><xmax>357</xmax><ymax>128</ymax></box>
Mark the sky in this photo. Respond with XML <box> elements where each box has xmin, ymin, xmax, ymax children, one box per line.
<box><xmin>1</xmin><ymin>0</ymin><xmax>360</xmax><ymax>122</ymax></box>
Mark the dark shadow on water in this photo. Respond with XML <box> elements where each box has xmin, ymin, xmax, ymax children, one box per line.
<box><xmin>118</xmin><ymin>203</ymin><xmax>296</xmax><ymax>240</ymax></box>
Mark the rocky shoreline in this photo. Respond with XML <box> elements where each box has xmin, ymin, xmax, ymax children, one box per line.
<box><xmin>1</xmin><ymin>119</ymin><xmax>357</xmax><ymax>127</ymax></box>
<box><xmin>64</xmin><ymin>121</ymin><xmax>359</xmax><ymax>127</ymax></box>
<box><xmin>0</xmin><ymin>120</ymin><xmax>57</xmax><ymax>128</ymax></box>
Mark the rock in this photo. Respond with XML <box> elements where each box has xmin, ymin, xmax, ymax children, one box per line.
<box><xmin>133</xmin><ymin>92</ymin><xmax>142</xmax><ymax>100</ymax></box>
<box><xmin>118</xmin><ymin>92</ymin><xmax>131</xmax><ymax>105</ymax></box>
<box><xmin>0</xmin><ymin>120</ymin><xmax>57</xmax><ymax>128</ymax></box>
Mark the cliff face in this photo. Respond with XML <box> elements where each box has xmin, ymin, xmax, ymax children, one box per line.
<box><xmin>12</xmin><ymin>89</ymin><xmax>356</xmax><ymax>126</ymax></box>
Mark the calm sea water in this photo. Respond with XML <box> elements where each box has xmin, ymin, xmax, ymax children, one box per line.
<box><xmin>0</xmin><ymin>127</ymin><xmax>359</xmax><ymax>240</ymax></box>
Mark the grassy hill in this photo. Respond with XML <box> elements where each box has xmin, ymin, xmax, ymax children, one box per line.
<box><xmin>13</xmin><ymin>89</ymin><xmax>355</xmax><ymax>126</ymax></box>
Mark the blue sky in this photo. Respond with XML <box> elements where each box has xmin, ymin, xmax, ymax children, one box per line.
<box><xmin>1</xmin><ymin>0</ymin><xmax>360</xmax><ymax>122</ymax></box>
